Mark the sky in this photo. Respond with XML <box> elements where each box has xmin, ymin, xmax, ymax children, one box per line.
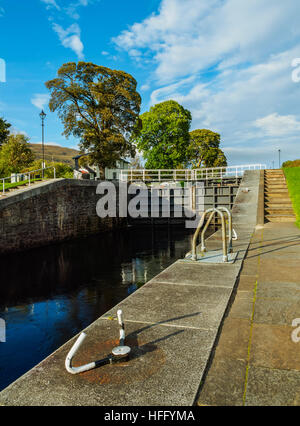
<box><xmin>0</xmin><ymin>0</ymin><xmax>300</xmax><ymax>167</ymax></box>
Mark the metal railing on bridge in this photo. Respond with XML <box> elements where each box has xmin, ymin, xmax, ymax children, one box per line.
<box><xmin>119</xmin><ymin>164</ymin><xmax>266</xmax><ymax>182</ymax></box>
<box><xmin>1</xmin><ymin>166</ymin><xmax>56</xmax><ymax>196</ymax></box>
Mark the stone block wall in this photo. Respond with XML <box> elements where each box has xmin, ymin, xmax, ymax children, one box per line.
<box><xmin>0</xmin><ymin>179</ymin><xmax>125</xmax><ymax>255</ymax></box>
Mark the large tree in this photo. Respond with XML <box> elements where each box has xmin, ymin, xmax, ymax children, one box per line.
<box><xmin>0</xmin><ymin>134</ymin><xmax>35</xmax><ymax>177</ymax></box>
<box><xmin>134</xmin><ymin>100</ymin><xmax>192</xmax><ymax>169</ymax></box>
<box><xmin>0</xmin><ymin>117</ymin><xmax>11</xmax><ymax>147</ymax></box>
<box><xmin>186</xmin><ymin>129</ymin><xmax>227</xmax><ymax>168</ymax></box>
<box><xmin>45</xmin><ymin>62</ymin><xmax>141</xmax><ymax>169</ymax></box>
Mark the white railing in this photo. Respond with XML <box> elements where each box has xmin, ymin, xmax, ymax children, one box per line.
<box><xmin>1</xmin><ymin>166</ymin><xmax>56</xmax><ymax>195</ymax></box>
<box><xmin>119</xmin><ymin>164</ymin><xmax>266</xmax><ymax>182</ymax></box>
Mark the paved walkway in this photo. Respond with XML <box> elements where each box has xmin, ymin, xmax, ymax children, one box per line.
<box><xmin>197</xmin><ymin>221</ymin><xmax>300</xmax><ymax>406</ymax></box>
<box><xmin>0</xmin><ymin>171</ymin><xmax>260</xmax><ymax>406</ymax></box>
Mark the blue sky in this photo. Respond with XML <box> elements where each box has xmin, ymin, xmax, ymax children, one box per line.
<box><xmin>1</xmin><ymin>0</ymin><xmax>300</xmax><ymax>167</ymax></box>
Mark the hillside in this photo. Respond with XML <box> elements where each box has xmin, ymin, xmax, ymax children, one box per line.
<box><xmin>29</xmin><ymin>144</ymin><xmax>80</xmax><ymax>166</ymax></box>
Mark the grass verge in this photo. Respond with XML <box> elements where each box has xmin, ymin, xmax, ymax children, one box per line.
<box><xmin>1</xmin><ymin>178</ymin><xmax>42</xmax><ymax>192</ymax></box>
<box><xmin>283</xmin><ymin>167</ymin><xmax>300</xmax><ymax>228</ymax></box>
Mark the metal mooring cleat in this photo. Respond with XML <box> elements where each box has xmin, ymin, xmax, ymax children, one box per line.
<box><xmin>65</xmin><ymin>309</ymin><xmax>131</xmax><ymax>374</ymax></box>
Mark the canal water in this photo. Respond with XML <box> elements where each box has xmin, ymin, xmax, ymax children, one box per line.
<box><xmin>0</xmin><ymin>225</ymin><xmax>214</xmax><ymax>392</ymax></box>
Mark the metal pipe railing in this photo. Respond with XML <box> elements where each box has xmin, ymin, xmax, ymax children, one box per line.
<box><xmin>120</xmin><ymin>164</ymin><xmax>266</xmax><ymax>182</ymax></box>
<box><xmin>1</xmin><ymin>166</ymin><xmax>56</xmax><ymax>196</ymax></box>
<box><xmin>65</xmin><ymin>309</ymin><xmax>131</xmax><ymax>375</ymax></box>
<box><xmin>190</xmin><ymin>207</ymin><xmax>237</xmax><ymax>263</ymax></box>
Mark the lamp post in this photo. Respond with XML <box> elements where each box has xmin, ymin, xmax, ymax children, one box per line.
<box><xmin>278</xmin><ymin>149</ymin><xmax>281</xmax><ymax>169</ymax></box>
<box><xmin>39</xmin><ymin>110</ymin><xmax>46</xmax><ymax>178</ymax></box>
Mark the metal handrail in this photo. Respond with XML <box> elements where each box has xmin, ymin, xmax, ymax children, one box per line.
<box><xmin>120</xmin><ymin>164</ymin><xmax>266</xmax><ymax>182</ymax></box>
<box><xmin>1</xmin><ymin>166</ymin><xmax>56</xmax><ymax>195</ymax></box>
<box><xmin>65</xmin><ymin>310</ymin><xmax>131</xmax><ymax>375</ymax></box>
<box><xmin>190</xmin><ymin>207</ymin><xmax>236</xmax><ymax>263</ymax></box>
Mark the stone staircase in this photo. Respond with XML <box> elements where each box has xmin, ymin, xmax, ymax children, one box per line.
<box><xmin>264</xmin><ymin>169</ymin><xmax>296</xmax><ymax>223</ymax></box>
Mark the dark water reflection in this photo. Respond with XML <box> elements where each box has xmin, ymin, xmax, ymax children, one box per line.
<box><xmin>0</xmin><ymin>225</ymin><xmax>212</xmax><ymax>391</ymax></box>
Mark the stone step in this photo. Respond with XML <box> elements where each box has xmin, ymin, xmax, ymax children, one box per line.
<box><xmin>265</xmin><ymin>207</ymin><xmax>295</xmax><ymax>215</ymax></box>
<box><xmin>265</xmin><ymin>187</ymin><xmax>289</xmax><ymax>195</ymax></box>
<box><xmin>265</xmin><ymin>185</ymin><xmax>287</xmax><ymax>189</ymax></box>
<box><xmin>265</xmin><ymin>179</ymin><xmax>286</xmax><ymax>183</ymax></box>
<box><xmin>265</xmin><ymin>201</ymin><xmax>293</xmax><ymax>209</ymax></box>
<box><xmin>265</xmin><ymin>172</ymin><xmax>284</xmax><ymax>175</ymax></box>
<box><xmin>265</xmin><ymin>198</ymin><xmax>292</xmax><ymax>204</ymax></box>
<box><xmin>265</xmin><ymin>215</ymin><xmax>296</xmax><ymax>223</ymax></box>
<box><xmin>265</xmin><ymin>175</ymin><xmax>285</xmax><ymax>179</ymax></box>
<box><xmin>265</xmin><ymin>177</ymin><xmax>286</xmax><ymax>183</ymax></box>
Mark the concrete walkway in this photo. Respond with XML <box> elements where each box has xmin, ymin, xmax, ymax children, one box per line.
<box><xmin>197</xmin><ymin>221</ymin><xmax>300</xmax><ymax>406</ymax></box>
<box><xmin>0</xmin><ymin>171</ymin><xmax>260</xmax><ymax>406</ymax></box>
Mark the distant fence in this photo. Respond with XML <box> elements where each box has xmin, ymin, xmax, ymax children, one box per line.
<box><xmin>119</xmin><ymin>164</ymin><xmax>266</xmax><ymax>182</ymax></box>
<box><xmin>1</xmin><ymin>166</ymin><xmax>56</xmax><ymax>195</ymax></box>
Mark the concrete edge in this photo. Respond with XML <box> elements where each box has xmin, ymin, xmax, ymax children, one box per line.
<box><xmin>256</xmin><ymin>170</ymin><xmax>265</xmax><ymax>227</ymax></box>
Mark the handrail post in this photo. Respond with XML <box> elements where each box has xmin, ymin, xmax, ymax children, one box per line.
<box><xmin>190</xmin><ymin>207</ymin><xmax>229</xmax><ymax>262</ymax></box>
<box><xmin>218</xmin><ymin>207</ymin><xmax>232</xmax><ymax>254</ymax></box>
<box><xmin>220</xmin><ymin>211</ymin><xmax>228</xmax><ymax>262</ymax></box>
<box><xmin>200</xmin><ymin>211</ymin><xmax>215</xmax><ymax>252</ymax></box>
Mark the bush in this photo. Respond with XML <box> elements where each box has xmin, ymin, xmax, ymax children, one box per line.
<box><xmin>22</xmin><ymin>160</ymin><xmax>74</xmax><ymax>179</ymax></box>
<box><xmin>282</xmin><ymin>159</ymin><xmax>300</xmax><ymax>168</ymax></box>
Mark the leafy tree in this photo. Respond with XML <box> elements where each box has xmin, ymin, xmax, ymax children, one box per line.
<box><xmin>134</xmin><ymin>100</ymin><xmax>192</xmax><ymax>169</ymax></box>
<box><xmin>186</xmin><ymin>129</ymin><xmax>227</xmax><ymax>168</ymax></box>
<box><xmin>129</xmin><ymin>154</ymin><xmax>143</xmax><ymax>169</ymax></box>
<box><xmin>45</xmin><ymin>62</ymin><xmax>141</xmax><ymax>169</ymax></box>
<box><xmin>0</xmin><ymin>134</ymin><xmax>35</xmax><ymax>177</ymax></box>
<box><xmin>0</xmin><ymin>117</ymin><xmax>11</xmax><ymax>147</ymax></box>
<box><xmin>22</xmin><ymin>160</ymin><xmax>74</xmax><ymax>178</ymax></box>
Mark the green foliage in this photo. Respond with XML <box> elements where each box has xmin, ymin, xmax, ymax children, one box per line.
<box><xmin>134</xmin><ymin>100</ymin><xmax>192</xmax><ymax>169</ymax></box>
<box><xmin>0</xmin><ymin>134</ymin><xmax>35</xmax><ymax>177</ymax></box>
<box><xmin>45</xmin><ymin>62</ymin><xmax>141</xmax><ymax>169</ymax></box>
<box><xmin>3</xmin><ymin>178</ymin><xmax>42</xmax><ymax>192</ymax></box>
<box><xmin>283</xmin><ymin>167</ymin><xmax>300</xmax><ymax>228</ymax></box>
<box><xmin>186</xmin><ymin>129</ymin><xmax>227</xmax><ymax>168</ymax></box>
<box><xmin>22</xmin><ymin>160</ymin><xmax>74</xmax><ymax>178</ymax></box>
<box><xmin>0</xmin><ymin>117</ymin><xmax>11</xmax><ymax>147</ymax></box>
<box><xmin>282</xmin><ymin>159</ymin><xmax>300</xmax><ymax>168</ymax></box>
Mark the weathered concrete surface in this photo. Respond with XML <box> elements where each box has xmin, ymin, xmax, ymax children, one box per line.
<box><xmin>197</xmin><ymin>221</ymin><xmax>300</xmax><ymax>406</ymax></box>
<box><xmin>0</xmin><ymin>179</ymin><xmax>125</xmax><ymax>255</ymax></box>
<box><xmin>0</xmin><ymin>171</ymin><xmax>261</xmax><ymax>406</ymax></box>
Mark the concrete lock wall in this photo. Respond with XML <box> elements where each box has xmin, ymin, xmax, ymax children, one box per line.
<box><xmin>0</xmin><ymin>179</ymin><xmax>240</xmax><ymax>255</ymax></box>
<box><xmin>0</xmin><ymin>179</ymin><xmax>125</xmax><ymax>255</ymax></box>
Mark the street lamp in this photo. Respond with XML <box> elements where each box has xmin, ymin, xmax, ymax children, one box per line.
<box><xmin>278</xmin><ymin>149</ymin><xmax>281</xmax><ymax>169</ymax></box>
<box><xmin>39</xmin><ymin>110</ymin><xmax>46</xmax><ymax>178</ymax></box>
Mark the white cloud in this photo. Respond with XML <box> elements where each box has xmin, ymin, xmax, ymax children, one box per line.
<box><xmin>114</xmin><ymin>0</ymin><xmax>300</xmax><ymax>84</ymax></box>
<box><xmin>31</xmin><ymin>94</ymin><xmax>50</xmax><ymax>110</ymax></box>
<box><xmin>64</xmin><ymin>0</ymin><xmax>93</xmax><ymax>19</ymax></box>
<box><xmin>41</xmin><ymin>0</ymin><xmax>60</xmax><ymax>10</ymax></box>
<box><xmin>113</xmin><ymin>0</ymin><xmax>300</xmax><ymax>164</ymax></box>
<box><xmin>52</xmin><ymin>23</ymin><xmax>84</xmax><ymax>59</ymax></box>
<box><xmin>254</xmin><ymin>113</ymin><xmax>300</xmax><ymax>137</ymax></box>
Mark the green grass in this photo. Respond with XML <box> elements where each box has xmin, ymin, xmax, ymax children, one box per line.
<box><xmin>2</xmin><ymin>178</ymin><xmax>42</xmax><ymax>192</ymax></box>
<box><xmin>283</xmin><ymin>167</ymin><xmax>300</xmax><ymax>228</ymax></box>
